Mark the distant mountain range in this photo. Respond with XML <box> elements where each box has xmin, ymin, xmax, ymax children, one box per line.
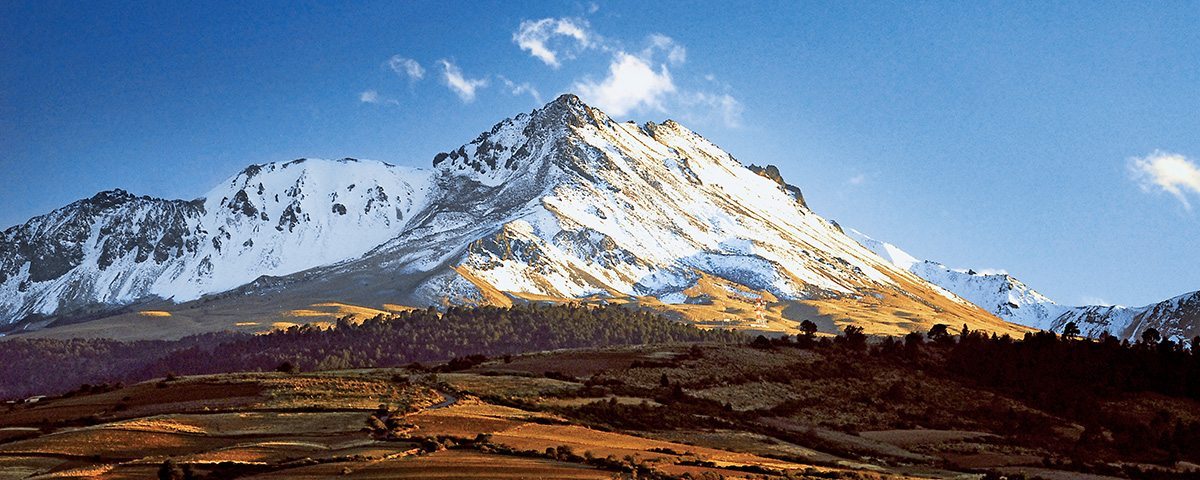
<box><xmin>848</xmin><ymin>230</ymin><xmax>1199</xmax><ymax>341</ymax></box>
<box><xmin>3</xmin><ymin>94</ymin><xmax>1174</xmax><ymax>341</ymax></box>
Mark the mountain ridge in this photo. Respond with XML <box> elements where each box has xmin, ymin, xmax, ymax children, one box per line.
<box><xmin>0</xmin><ymin>94</ymin><xmax>1021</xmax><ymax>340</ymax></box>
<box><xmin>847</xmin><ymin>229</ymin><xmax>1200</xmax><ymax>341</ymax></box>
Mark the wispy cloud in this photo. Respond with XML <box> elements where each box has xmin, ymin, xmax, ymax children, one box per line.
<box><xmin>506</xmin><ymin>19</ymin><xmax>744</xmax><ymax>127</ymax></box>
<box><xmin>359</xmin><ymin>90</ymin><xmax>398</xmax><ymax>106</ymax></box>
<box><xmin>678</xmin><ymin>91</ymin><xmax>743</xmax><ymax>128</ymax></box>
<box><xmin>644</xmin><ymin>34</ymin><xmax>686</xmax><ymax>66</ymax></box>
<box><xmin>564</xmin><ymin>32</ymin><xmax>741</xmax><ymax>128</ymax></box>
<box><xmin>1079</xmin><ymin>295</ymin><xmax>1113</xmax><ymax>306</ymax></box>
<box><xmin>847</xmin><ymin>174</ymin><xmax>866</xmax><ymax>186</ymax></box>
<box><xmin>498</xmin><ymin>75</ymin><xmax>543</xmax><ymax>104</ymax></box>
<box><xmin>1129</xmin><ymin>150</ymin><xmax>1200</xmax><ymax>210</ymax></box>
<box><xmin>572</xmin><ymin>52</ymin><xmax>675</xmax><ymax>116</ymax></box>
<box><xmin>438</xmin><ymin>60</ymin><xmax>488</xmax><ymax>103</ymax></box>
<box><xmin>513</xmin><ymin>17</ymin><xmax>595</xmax><ymax>68</ymax></box>
<box><xmin>386</xmin><ymin>55</ymin><xmax>424</xmax><ymax>81</ymax></box>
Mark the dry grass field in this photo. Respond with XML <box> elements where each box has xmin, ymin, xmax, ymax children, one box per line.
<box><xmin>1</xmin><ymin>341</ymin><xmax>1198</xmax><ymax>479</ymax></box>
<box><xmin>10</xmin><ymin>262</ymin><xmax>1029</xmax><ymax>343</ymax></box>
<box><xmin>452</xmin><ymin>343</ymin><xmax>1200</xmax><ymax>479</ymax></box>
<box><xmin>244</xmin><ymin>449</ymin><xmax>615</xmax><ymax>479</ymax></box>
<box><xmin>0</xmin><ymin>361</ymin><xmax>941</xmax><ymax>479</ymax></box>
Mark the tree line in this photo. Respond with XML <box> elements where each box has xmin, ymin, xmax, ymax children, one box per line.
<box><xmin>0</xmin><ymin>304</ymin><xmax>737</xmax><ymax>400</ymax></box>
<box><xmin>752</xmin><ymin>321</ymin><xmax>1200</xmax><ymax>466</ymax></box>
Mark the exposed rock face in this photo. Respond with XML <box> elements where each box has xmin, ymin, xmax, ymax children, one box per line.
<box><xmin>0</xmin><ymin>190</ymin><xmax>204</xmax><ymax>319</ymax></box>
<box><xmin>748</xmin><ymin>164</ymin><xmax>806</xmax><ymax>207</ymax></box>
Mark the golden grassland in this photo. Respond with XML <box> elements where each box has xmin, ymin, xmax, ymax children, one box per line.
<box><xmin>3</xmin><ymin>343</ymin><xmax>1197</xmax><ymax>479</ymax></box>
<box><xmin>285</xmin><ymin>302</ymin><xmax>392</xmax><ymax>322</ymax></box>
<box><xmin>0</xmin><ymin>357</ymin><xmax>942</xmax><ymax>479</ymax></box>
<box><xmin>435</xmin><ymin>373</ymin><xmax>580</xmax><ymax>399</ymax></box>
<box><xmin>10</xmin><ymin>262</ymin><xmax>1032</xmax><ymax>343</ymax></box>
<box><xmin>494</xmin><ymin>269</ymin><xmax>1033</xmax><ymax>340</ymax></box>
<box><xmin>245</xmin><ymin>449</ymin><xmax>616</xmax><ymax>479</ymax></box>
<box><xmin>450</xmin><ymin>266</ymin><xmax>516</xmax><ymax>308</ymax></box>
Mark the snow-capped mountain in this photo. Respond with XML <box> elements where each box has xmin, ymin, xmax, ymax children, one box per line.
<box><xmin>848</xmin><ymin>229</ymin><xmax>1062</xmax><ymax>328</ymax></box>
<box><xmin>0</xmin><ymin>95</ymin><xmax>1019</xmax><ymax>339</ymax></box>
<box><xmin>1053</xmin><ymin>292</ymin><xmax>1200</xmax><ymax>342</ymax></box>
<box><xmin>848</xmin><ymin>229</ymin><xmax>1200</xmax><ymax>341</ymax></box>
<box><xmin>0</xmin><ymin>158</ymin><xmax>430</xmax><ymax>324</ymax></box>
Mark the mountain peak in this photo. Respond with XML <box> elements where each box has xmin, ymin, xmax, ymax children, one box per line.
<box><xmin>549</xmin><ymin>92</ymin><xmax>586</xmax><ymax>109</ymax></box>
<box><xmin>430</xmin><ymin>93</ymin><xmax>602</xmax><ymax>182</ymax></box>
<box><xmin>1</xmin><ymin>97</ymin><xmax>1025</xmax><ymax>340</ymax></box>
<box><xmin>87</xmin><ymin>189</ymin><xmax>140</xmax><ymax>208</ymax></box>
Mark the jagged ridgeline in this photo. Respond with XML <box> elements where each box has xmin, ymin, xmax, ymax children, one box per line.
<box><xmin>1</xmin><ymin>94</ymin><xmax>1022</xmax><ymax>340</ymax></box>
<box><xmin>851</xmin><ymin>229</ymin><xmax>1200</xmax><ymax>342</ymax></box>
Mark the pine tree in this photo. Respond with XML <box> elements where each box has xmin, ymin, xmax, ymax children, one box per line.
<box><xmin>1142</xmin><ymin>328</ymin><xmax>1162</xmax><ymax>345</ymax></box>
<box><xmin>927</xmin><ymin>324</ymin><xmax>951</xmax><ymax>344</ymax></box>
<box><xmin>1062</xmin><ymin>322</ymin><xmax>1081</xmax><ymax>341</ymax></box>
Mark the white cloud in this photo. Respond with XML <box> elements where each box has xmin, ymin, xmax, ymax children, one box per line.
<box><xmin>572</xmin><ymin>52</ymin><xmax>675</xmax><ymax>116</ymax></box>
<box><xmin>387</xmin><ymin>55</ymin><xmax>424</xmax><ymax>81</ymax></box>
<box><xmin>644</xmin><ymin>34</ymin><xmax>686</xmax><ymax>65</ymax></box>
<box><xmin>847</xmin><ymin>174</ymin><xmax>866</xmax><ymax>185</ymax></box>
<box><xmin>508</xmin><ymin>19</ymin><xmax>744</xmax><ymax>128</ymax></box>
<box><xmin>498</xmin><ymin>75</ymin><xmax>543</xmax><ymax>104</ymax></box>
<box><xmin>438</xmin><ymin>60</ymin><xmax>488</xmax><ymax>103</ymax></box>
<box><xmin>359</xmin><ymin>90</ymin><xmax>398</xmax><ymax>106</ymax></box>
<box><xmin>1129</xmin><ymin>150</ymin><xmax>1200</xmax><ymax>210</ymax></box>
<box><xmin>513</xmin><ymin>17</ymin><xmax>594</xmax><ymax>68</ymax></box>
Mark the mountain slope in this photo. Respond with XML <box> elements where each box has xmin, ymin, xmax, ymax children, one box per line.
<box><xmin>848</xmin><ymin>229</ymin><xmax>1200</xmax><ymax>341</ymax></box>
<box><xmin>0</xmin><ymin>95</ymin><xmax>1022</xmax><ymax>340</ymax></box>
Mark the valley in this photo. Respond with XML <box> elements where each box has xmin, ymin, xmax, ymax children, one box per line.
<box><xmin>5</xmin><ymin>5</ymin><xmax>1199</xmax><ymax>479</ymax></box>
<box><xmin>2</xmin><ymin>331</ymin><xmax>1198</xmax><ymax>479</ymax></box>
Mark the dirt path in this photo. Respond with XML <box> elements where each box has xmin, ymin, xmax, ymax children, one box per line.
<box><xmin>427</xmin><ymin>390</ymin><xmax>458</xmax><ymax>410</ymax></box>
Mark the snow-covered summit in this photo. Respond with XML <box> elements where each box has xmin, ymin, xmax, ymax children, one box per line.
<box><xmin>0</xmin><ymin>95</ymin><xmax>1016</xmax><ymax>338</ymax></box>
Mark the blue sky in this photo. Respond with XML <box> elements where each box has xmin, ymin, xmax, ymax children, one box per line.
<box><xmin>2</xmin><ymin>1</ymin><xmax>1198</xmax><ymax>307</ymax></box>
